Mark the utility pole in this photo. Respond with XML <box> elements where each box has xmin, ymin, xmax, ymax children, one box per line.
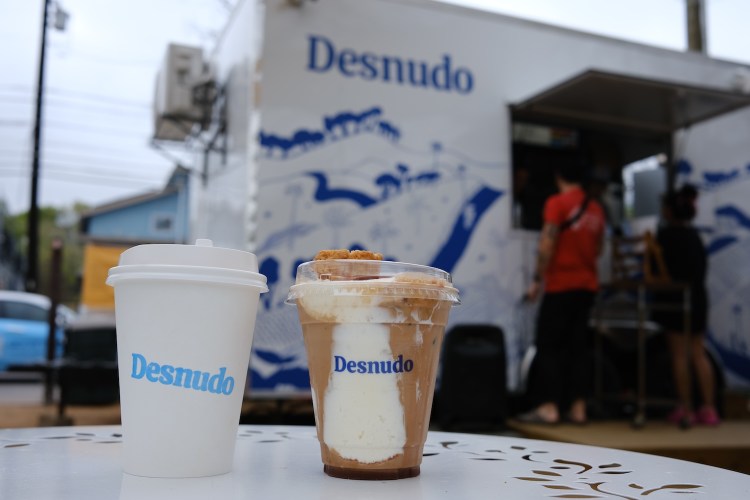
<box><xmin>45</xmin><ymin>238</ymin><xmax>62</xmax><ymax>404</ymax></box>
<box><xmin>686</xmin><ymin>0</ymin><xmax>707</xmax><ymax>54</ymax></box>
<box><xmin>26</xmin><ymin>0</ymin><xmax>51</xmax><ymax>293</ymax></box>
<box><xmin>27</xmin><ymin>0</ymin><xmax>67</xmax><ymax>293</ymax></box>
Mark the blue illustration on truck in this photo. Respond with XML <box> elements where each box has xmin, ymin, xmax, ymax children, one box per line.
<box><xmin>252</xmin><ymin>104</ymin><xmax>506</xmax><ymax>392</ymax></box>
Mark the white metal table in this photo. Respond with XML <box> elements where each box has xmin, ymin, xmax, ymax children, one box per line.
<box><xmin>1</xmin><ymin>425</ymin><xmax>748</xmax><ymax>499</ymax></box>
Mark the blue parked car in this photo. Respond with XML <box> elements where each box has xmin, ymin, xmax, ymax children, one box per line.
<box><xmin>0</xmin><ymin>290</ymin><xmax>76</xmax><ymax>371</ymax></box>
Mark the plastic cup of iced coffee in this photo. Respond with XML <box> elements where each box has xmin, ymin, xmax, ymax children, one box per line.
<box><xmin>287</xmin><ymin>251</ymin><xmax>460</xmax><ymax>480</ymax></box>
<box><xmin>106</xmin><ymin>239</ymin><xmax>268</xmax><ymax>477</ymax></box>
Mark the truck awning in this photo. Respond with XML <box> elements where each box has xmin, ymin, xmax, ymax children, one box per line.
<box><xmin>511</xmin><ymin>69</ymin><xmax>750</xmax><ymax>133</ymax></box>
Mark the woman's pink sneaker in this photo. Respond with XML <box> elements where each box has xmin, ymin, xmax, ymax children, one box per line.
<box><xmin>667</xmin><ymin>407</ymin><xmax>695</xmax><ymax>426</ymax></box>
<box><xmin>696</xmin><ymin>406</ymin><xmax>721</xmax><ymax>426</ymax></box>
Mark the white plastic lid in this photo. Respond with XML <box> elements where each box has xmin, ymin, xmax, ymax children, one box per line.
<box><xmin>106</xmin><ymin>239</ymin><xmax>268</xmax><ymax>291</ymax></box>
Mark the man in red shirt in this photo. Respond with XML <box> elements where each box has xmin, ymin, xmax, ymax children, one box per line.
<box><xmin>521</xmin><ymin>164</ymin><xmax>606</xmax><ymax>425</ymax></box>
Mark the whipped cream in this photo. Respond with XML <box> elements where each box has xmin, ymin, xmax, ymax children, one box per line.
<box><xmin>323</xmin><ymin>323</ymin><xmax>406</xmax><ymax>463</ymax></box>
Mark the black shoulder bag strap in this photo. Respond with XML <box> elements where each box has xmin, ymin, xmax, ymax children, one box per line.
<box><xmin>559</xmin><ymin>195</ymin><xmax>592</xmax><ymax>232</ymax></box>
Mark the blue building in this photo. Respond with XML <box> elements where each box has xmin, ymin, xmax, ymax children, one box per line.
<box><xmin>81</xmin><ymin>167</ymin><xmax>190</xmax><ymax>245</ymax></box>
<box><xmin>78</xmin><ymin>167</ymin><xmax>190</xmax><ymax>310</ymax></box>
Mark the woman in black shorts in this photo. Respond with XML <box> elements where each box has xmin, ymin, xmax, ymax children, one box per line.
<box><xmin>654</xmin><ymin>185</ymin><xmax>719</xmax><ymax>426</ymax></box>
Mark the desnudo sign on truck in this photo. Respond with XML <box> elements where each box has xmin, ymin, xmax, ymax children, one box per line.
<box><xmin>192</xmin><ymin>0</ymin><xmax>750</xmax><ymax>394</ymax></box>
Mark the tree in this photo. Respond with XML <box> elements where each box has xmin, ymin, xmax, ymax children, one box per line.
<box><xmin>5</xmin><ymin>204</ymin><xmax>88</xmax><ymax>307</ymax></box>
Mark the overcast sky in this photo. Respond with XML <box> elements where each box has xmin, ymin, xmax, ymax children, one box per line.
<box><xmin>1</xmin><ymin>0</ymin><xmax>749</xmax><ymax>216</ymax></box>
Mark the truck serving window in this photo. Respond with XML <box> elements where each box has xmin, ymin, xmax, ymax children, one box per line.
<box><xmin>510</xmin><ymin>69</ymin><xmax>750</xmax><ymax>232</ymax></box>
<box><xmin>512</xmin><ymin>123</ymin><xmax>581</xmax><ymax>230</ymax></box>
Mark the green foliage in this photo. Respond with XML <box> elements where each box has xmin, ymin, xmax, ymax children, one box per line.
<box><xmin>6</xmin><ymin>205</ymin><xmax>89</xmax><ymax>307</ymax></box>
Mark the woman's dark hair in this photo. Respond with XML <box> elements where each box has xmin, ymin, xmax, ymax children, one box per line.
<box><xmin>555</xmin><ymin>163</ymin><xmax>583</xmax><ymax>183</ymax></box>
<box><xmin>664</xmin><ymin>184</ymin><xmax>698</xmax><ymax>221</ymax></box>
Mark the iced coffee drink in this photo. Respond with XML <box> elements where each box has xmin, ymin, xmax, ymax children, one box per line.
<box><xmin>287</xmin><ymin>250</ymin><xmax>459</xmax><ymax>480</ymax></box>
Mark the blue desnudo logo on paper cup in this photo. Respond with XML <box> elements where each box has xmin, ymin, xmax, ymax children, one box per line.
<box><xmin>130</xmin><ymin>353</ymin><xmax>235</xmax><ymax>395</ymax></box>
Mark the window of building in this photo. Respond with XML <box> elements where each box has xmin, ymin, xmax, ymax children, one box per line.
<box><xmin>151</xmin><ymin>214</ymin><xmax>174</xmax><ymax>233</ymax></box>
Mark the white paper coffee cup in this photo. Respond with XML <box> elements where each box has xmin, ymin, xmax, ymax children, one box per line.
<box><xmin>106</xmin><ymin>239</ymin><xmax>268</xmax><ymax>477</ymax></box>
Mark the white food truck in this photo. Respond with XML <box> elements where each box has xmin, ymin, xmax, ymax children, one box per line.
<box><xmin>152</xmin><ymin>0</ymin><xmax>750</xmax><ymax>397</ymax></box>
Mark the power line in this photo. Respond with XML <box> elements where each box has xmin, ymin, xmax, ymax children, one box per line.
<box><xmin>0</xmin><ymin>120</ymin><xmax>28</xmax><ymax>127</ymax></box>
<box><xmin>0</xmin><ymin>140</ymin><xmax>177</xmax><ymax>161</ymax></box>
<box><xmin>0</xmin><ymin>159</ymin><xmax>170</xmax><ymax>178</ymax></box>
<box><xmin>0</xmin><ymin>145</ymin><xmax>173</xmax><ymax>164</ymax></box>
<box><xmin>43</xmin><ymin>163</ymin><xmax>166</xmax><ymax>181</ymax></box>
<box><xmin>45</xmin><ymin>138</ymin><xmax>177</xmax><ymax>156</ymax></box>
<box><xmin>0</xmin><ymin>149</ymin><xmax>191</xmax><ymax>176</ymax></box>
<box><xmin>0</xmin><ymin>165</ymin><xmax>165</xmax><ymax>187</ymax></box>
<box><xmin>0</xmin><ymin>171</ymin><xmax>160</xmax><ymax>189</ymax></box>
<box><xmin>55</xmin><ymin>49</ymin><xmax>159</xmax><ymax>68</ymax></box>
<box><xmin>0</xmin><ymin>95</ymin><xmax>32</xmax><ymax>103</ymax></box>
<box><xmin>44</xmin><ymin>119</ymin><xmax>154</xmax><ymax>137</ymax></box>
<box><xmin>0</xmin><ymin>94</ymin><xmax>150</xmax><ymax>117</ymax></box>
<box><xmin>0</xmin><ymin>84</ymin><xmax>33</xmax><ymax>93</ymax></box>
<box><xmin>1</xmin><ymin>118</ymin><xmax>154</xmax><ymax>137</ymax></box>
<box><xmin>0</xmin><ymin>153</ymin><xmax>171</xmax><ymax>172</ymax></box>
<box><xmin>0</xmin><ymin>84</ymin><xmax>151</xmax><ymax>108</ymax></box>
<box><xmin>51</xmin><ymin>87</ymin><xmax>150</xmax><ymax>108</ymax></box>
<box><xmin>0</xmin><ymin>162</ymin><xmax>166</xmax><ymax>180</ymax></box>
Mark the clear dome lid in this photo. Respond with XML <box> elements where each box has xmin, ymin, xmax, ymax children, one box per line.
<box><xmin>287</xmin><ymin>260</ymin><xmax>460</xmax><ymax>304</ymax></box>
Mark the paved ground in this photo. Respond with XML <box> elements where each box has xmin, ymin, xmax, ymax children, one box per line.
<box><xmin>0</xmin><ymin>383</ymin><xmax>47</xmax><ymax>405</ymax></box>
